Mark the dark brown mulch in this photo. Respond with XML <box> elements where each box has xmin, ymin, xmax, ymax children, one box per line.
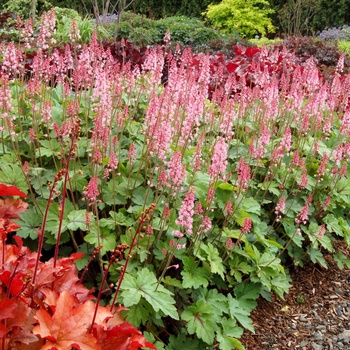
<box><xmin>240</xmin><ymin>242</ymin><xmax>350</xmax><ymax>350</ymax></box>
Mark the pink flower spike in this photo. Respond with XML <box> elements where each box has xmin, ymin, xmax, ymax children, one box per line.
<box><xmin>83</xmin><ymin>176</ymin><xmax>100</xmax><ymax>202</ymax></box>
<box><xmin>167</xmin><ymin>150</ymin><xmax>186</xmax><ymax>189</ymax></box>
<box><xmin>241</xmin><ymin>218</ymin><xmax>252</xmax><ymax>234</ymax></box>
<box><xmin>176</xmin><ymin>187</ymin><xmax>195</xmax><ymax>235</ymax></box>
<box><xmin>200</xmin><ymin>216</ymin><xmax>212</xmax><ymax>233</ymax></box>
<box><xmin>172</xmin><ymin>230</ymin><xmax>184</xmax><ymax>238</ymax></box>
<box><xmin>209</xmin><ymin>137</ymin><xmax>228</xmax><ymax>181</ymax></box>
<box><xmin>236</xmin><ymin>157</ymin><xmax>251</xmax><ymax>191</ymax></box>
<box><xmin>224</xmin><ymin>201</ymin><xmax>233</xmax><ymax>216</ymax></box>
<box><xmin>295</xmin><ymin>200</ymin><xmax>311</xmax><ymax>225</ymax></box>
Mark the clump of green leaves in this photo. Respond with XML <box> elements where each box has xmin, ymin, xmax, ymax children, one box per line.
<box><xmin>338</xmin><ymin>39</ymin><xmax>350</xmax><ymax>56</ymax></box>
<box><xmin>116</xmin><ymin>11</ymin><xmax>231</xmax><ymax>49</ymax></box>
<box><xmin>203</xmin><ymin>0</ymin><xmax>276</xmax><ymax>38</ymax></box>
<box><xmin>249</xmin><ymin>37</ymin><xmax>282</xmax><ymax>47</ymax></box>
<box><xmin>0</xmin><ymin>0</ymin><xmax>51</xmax><ymax>20</ymax></box>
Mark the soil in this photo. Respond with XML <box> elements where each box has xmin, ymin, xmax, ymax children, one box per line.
<box><xmin>240</xmin><ymin>242</ymin><xmax>350</xmax><ymax>350</ymax></box>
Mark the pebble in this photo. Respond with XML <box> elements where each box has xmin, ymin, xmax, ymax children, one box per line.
<box><xmin>337</xmin><ymin>330</ymin><xmax>350</xmax><ymax>342</ymax></box>
<box><xmin>335</xmin><ymin>288</ymin><xmax>344</xmax><ymax>295</ymax></box>
<box><xmin>311</xmin><ymin>342</ymin><xmax>323</xmax><ymax>350</ymax></box>
<box><xmin>312</xmin><ymin>331</ymin><xmax>324</xmax><ymax>341</ymax></box>
<box><xmin>335</xmin><ymin>306</ymin><xmax>343</xmax><ymax>316</ymax></box>
<box><xmin>243</xmin><ymin>260</ymin><xmax>350</xmax><ymax>350</ymax></box>
<box><xmin>296</xmin><ymin>283</ymin><xmax>350</xmax><ymax>350</ymax></box>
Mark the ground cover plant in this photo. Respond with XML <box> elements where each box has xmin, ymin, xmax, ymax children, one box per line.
<box><xmin>1</xmin><ymin>8</ymin><xmax>350</xmax><ymax>349</ymax></box>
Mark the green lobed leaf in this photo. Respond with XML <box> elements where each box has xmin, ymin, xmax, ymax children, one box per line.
<box><xmin>181</xmin><ymin>257</ymin><xmax>210</xmax><ymax>288</ymax></box>
<box><xmin>132</xmin><ymin>186</ymin><xmax>154</xmax><ymax>206</ymax></box>
<box><xmin>0</xmin><ymin>163</ymin><xmax>28</xmax><ymax>192</ymax></box>
<box><xmin>162</xmin><ymin>276</ymin><xmax>183</xmax><ymax>289</ymax></box>
<box><xmin>217</xmin><ymin>335</ymin><xmax>245</xmax><ymax>350</ymax></box>
<box><xmin>109</xmin><ymin>210</ymin><xmax>134</xmax><ymax>226</ymax></box>
<box><xmin>196</xmin><ymin>289</ymin><xmax>228</xmax><ymax>316</ymax></box>
<box><xmin>219</xmin><ymin>317</ymin><xmax>244</xmax><ymax>339</ymax></box>
<box><xmin>234</xmin><ymin>281</ymin><xmax>261</xmax><ymax>312</ymax></box>
<box><xmin>15</xmin><ymin>208</ymin><xmax>42</xmax><ymax>240</ymax></box>
<box><xmin>102</xmin><ymin>178</ymin><xmax>128</xmax><ymax>205</ymax></box>
<box><xmin>123</xmin><ymin>299</ymin><xmax>153</xmax><ymax>327</ymax></box>
<box><xmin>216</xmin><ymin>317</ymin><xmax>244</xmax><ymax>350</ymax></box>
<box><xmin>238</xmin><ymin>197</ymin><xmax>261</xmax><ymax>215</ymax></box>
<box><xmin>67</xmin><ymin>210</ymin><xmax>88</xmax><ymax>231</ymax></box>
<box><xmin>167</xmin><ymin>334</ymin><xmax>200</xmax><ymax>350</ymax></box>
<box><xmin>324</xmin><ymin>214</ymin><xmax>344</xmax><ymax>237</ymax></box>
<box><xmin>257</xmin><ymin>180</ymin><xmax>281</xmax><ymax>196</ymax></box>
<box><xmin>228</xmin><ymin>256</ymin><xmax>255</xmax><ymax>284</ymax></box>
<box><xmin>120</xmin><ymin>268</ymin><xmax>179</xmax><ymax>321</ymax></box>
<box><xmin>217</xmin><ymin>182</ymin><xmax>234</xmax><ymax>191</ymax></box>
<box><xmin>192</xmin><ymin>172</ymin><xmax>210</xmax><ymax>201</ymax></box>
<box><xmin>308</xmin><ymin>248</ymin><xmax>328</xmax><ymax>269</ymax></box>
<box><xmin>333</xmin><ymin>250</ymin><xmax>350</xmax><ymax>270</ymax></box>
<box><xmin>181</xmin><ymin>300</ymin><xmax>217</xmax><ymax>344</ymax></box>
<box><xmin>270</xmin><ymin>273</ymin><xmax>292</xmax><ymax>299</ymax></box>
<box><xmin>199</xmin><ymin>243</ymin><xmax>225</xmax><ymax>279</ymax></box>
<box><xmin>282</xmin><ymin>218</ymin><xmax>304</xmax><ymax>247</ymax></box>
<box><xmin>227</xmin><ymin>294</ymin><xmax>254</xmax><ymax>333</ymax></box>
<box><xmin>84</xmin><ymin>226</ymin><xmax>117</xmax><ymax>255</ymax></box>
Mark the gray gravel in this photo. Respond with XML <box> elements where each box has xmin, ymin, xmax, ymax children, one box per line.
<box><xmin>288</xmin><ymin>280</ymin><xmax>350</xmax><ymax>349</ymax></box>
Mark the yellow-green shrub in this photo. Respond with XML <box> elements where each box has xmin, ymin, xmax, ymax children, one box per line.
<box><xmin>203</xmin><ymin>0</ymin><xmax>276</xmax><ymax>38</ymax></box>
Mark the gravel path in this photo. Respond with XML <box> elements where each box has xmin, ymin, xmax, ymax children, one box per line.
<box><xmin>240</xmin><ymin>242</ymin><xmax>350</xmax><ymax>349</ymax></box>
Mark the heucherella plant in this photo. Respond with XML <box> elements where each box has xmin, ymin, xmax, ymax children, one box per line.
<box><xmin>1</xmin><ymin>9</ymin><xmax>350</xmax><ymax>349</ymax></box>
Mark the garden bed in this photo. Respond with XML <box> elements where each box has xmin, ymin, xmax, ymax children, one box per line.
<box><xmin>1</xmin><ymin>9</ymin><xmax>350</xmax><ymax>350</ymax></box>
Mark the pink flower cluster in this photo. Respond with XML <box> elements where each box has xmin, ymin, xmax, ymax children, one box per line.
<box><xmin>295</xmin><ymin>195</ymin><xmax>313</xmax><ymax>225</ymax></box>
<box><xmin>236</xmin><ymin>157</ymin><xmax>251</xmax><ymax>191</ymax></box>
<box><xmin>175</xmin><ymin>187</ymin><xmax>195</xmax><ymax>235</ymax></box>
<box><xmin>209</xmin><ymin>137</ymin><xmax>228</xmax><ymax>181</ymax></box>
<box><xmin>166</xmin><ymin>151</ymin><xmax>186</xmax><ymax>190</ymax></box>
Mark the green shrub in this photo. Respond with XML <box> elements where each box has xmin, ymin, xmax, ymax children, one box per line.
<box><xmin>115</xmin><ymin>12</ymin><xmax>223</xmax><ymax>48</ymax></box>
<box><xmin>54</xmin><ymin>6</ymin><xmax>81</xmax><ymax>22</ymax></box>
<box><xmin>338</xmin><ymin>39</ymin><xmax>350</xmax><ymax>56</ymax></box>
<box><xmin>249</xmin><ymin>37</ymin><xmax>282</xmax><ymax>47</ymax></box>
<box><xmin>54</xmin><ymin>13</ymin><xmax>112</xmax><ymax>44</ymax></box>
<box><xmin>114</xmin><ymin>12</ymin><xmax>162</xmax><ymax>45</ymax></box>
<box><xmin>155</xmin><ymin>16</ymin><xmax>221</xmax><ymax>46</ymax></box>
<box><xmin>203</xmin><ymin>0</ymin><xmax>276</xmax><ymax>38</ymax></box>
<box><xmin>1</xmin><ymin>0</ymin><xmax>51</xmax><ymax>20</ymax></box>
<box><xmin>126</xmin><ymin>27</ymin><xmax>163</xmax><ymax>47</ymax></box>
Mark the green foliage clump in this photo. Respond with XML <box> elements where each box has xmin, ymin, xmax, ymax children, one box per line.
<box><xmin>54</xmin><ymin>6</ymin><xmax>81</xmax><ymax>22</ymax></box>
<box><xmin>51</xmin><ymin>7</ymin><xmax>111</xmax><ymax>44</ymax></box>
<box><xmin>203</xmin><ymin>0</ymin><xmax>276</xmax><ymax>38</ymax></box>
<box><xmin>116</xmin><ymin>12</ymin><xmax>223</xmax><ymax>48</ymax></box>
<box><xmin>0</xmin><ymin>0</ymin><xmax>51</xmax><ymax>20</ymax></box>
<box><xmin>338</xmin><ymin>39</ymin><xmax>350</xmax><ymax>56</ymax></box>
<box><xmin>310</xmin><ymin>0</ymin><xmax>350</xmax><ymax>33</ymax></box>
<box><xmin>131</xmin><ymin>0</ymin><xmax>221</xmax><ymax>19</ymax></box>
<box><xmin>249</xmin><ymin>37</ymin><xmax>282</xmax><ymax>47</ymax></box>
<box><xmin>155</xmin><ymin>16</ymin><xmax>221</xmax><ymax>46</ymax></box>
<box><xmin>116</xmin><ymin>12</ymin><xmax>162</xmax><ymax>46</ymax></box>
